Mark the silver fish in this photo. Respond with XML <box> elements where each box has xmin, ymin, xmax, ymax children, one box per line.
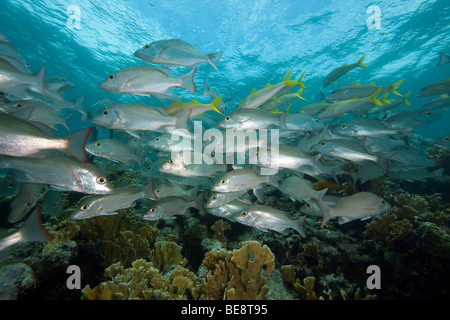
<box><xmin>279</xmin><ymin>176</ymin><xmax>328</xmax><ymax>207</ymax></box>
<box><xmin>0</xmin><ymin>57</ymin><xmax>45</xmax><ymax>97</ymax></box>
<box><xmin>318</xmin><ymin>192</ymin><xmax>391</xmax><ymax>227</ymax></box>
<box><xmin>218</xmin><ymin>108</ymin><xmax>287</xmax><ymax>130</ymax></box>
<box><xmin>0</xmin><ymin>110</ymin><xmax>91</xmax><ymax>162</ymax></box>
<box><xmin>141</xmin><ymin>193</ymin><xmax>203</xmax><ymax>221</ymax></box>
<box><xmin>417</xmin><ymin>78</ymin><xmax>450</xmax><ymax>97</ymax></box>
<box><xmin>232</xmin><ymin>205</ymin><xmax>306</xmax><ymax>238</ymax></box>
<box><xmin>206</xmin><ymin>190</ymin><xmax>249</xmax><ymax>208</ymax></box>
<box><xmin>332</xmin><ymin>119</ymin><xmax>404</xmax><ymax>137</ymax></box>
<box><xmin>134</xmin><ymin>39</ymin><xmax>223</xmax><ymax>70</ymax></box>
<box><xmin>40</xmin><ymin>190</ymin><xmax>64</xmax><ymax>217</ymax></box>
<box><xmin>206</xmin><ymin>199</ymin><xmax>252</xmax><ymax>219</ymax></box>
<box><xmin>212</xmin><ymin>168</ymin><xmax>278</xmax><ymax>193</ymax></box>
<box><xmin>153</xmin><ymin>180</ymin><xmax>198</xmax><ymax>200</ymax></box>
<box><xmin>69</xmin><ymin>182</ymin><xmax>156</xmax><ymax>219</ymax></box>
<box><xmin>326</xmin><ymin>79</ymin><xmax>405</xmax><ymax>101</ymax></box>
<box><xmin>86</xmin><ymin>139</ymin><xmax>142</xmax><ymax>167</ymax></box>
<box><xmin>0</xmin><ymin>156</ymin><xmax>113</xmax><ymax>194</ymax></box>
<box><xmin>98</xmin><ymin>65</ymin><xmax>197</xmax><ymax>98</ymax></box>
<box><xmin>323</xmin><ymin>55</ymin><xmax>367</xmax><ymax>88</ymax></box>
<box><xmin>8</xmin><ymin>183</ymin><xmax>48</xmax><ymax>223</ymax></box>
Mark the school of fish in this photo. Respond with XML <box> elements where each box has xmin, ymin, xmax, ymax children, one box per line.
<box><xmin>1</xmin><ymin>33</ymin><xmax>449</xmax><ymax>250</ymax></box>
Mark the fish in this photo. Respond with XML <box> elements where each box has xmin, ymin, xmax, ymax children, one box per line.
<box><xmin>218</xmin><ymin>108</ymin><xmax>287</xmax><ymax>130</ymax></box>
<box><xmin>163</xmin><ymin>96</ymin><xmax>223</xmax><ymax>116</ymax></box>
<box><xmin>370</xmin><ymin>92</ymin><xmax>411</xmax><ymax>114</ymax></box>
<box><xmin>91</xmin><ymin>102</ymin><xmax>191</xmax><ymax>133</ymax></box>
<box><xmin>279</xmin><ymin>175</ymin><xmax>328</xmax><ymax>207</ymax></box>
<box><xmin>0</xmin><ymin>206</ymin><xmax>53</xmax><ymax>252</ymax></box>
<box><xmin>232</xmin><ymin>204</ymin><xmax>306</xmax><ymax>238</ymax></box>
<box><xmin>98</xmin><ymin>65</ymin><xmax>197</xmax><ymax>99</ymax></box>
<box><xmin>86</xmin><ymin>138</ymin><xmax>142</xmax><ymax>167</ymax></box>
<box><xmin>332</xmin><ymin>119</ymin><xmax>406</xmax><ymax>137</ymax></box>
<box><xmin>284</xmin><ymin>112</ymin><xmax>325</xmax><ymax>132</ymax></box>
<box><xmin>299</xmin><ymin>195</ymin><xmax>341</xmax><ymax>217</ymax></box>
<box><xmin>385</xmin><ymin>110</ymin><xmax>442</xmax><ymax>130</ymax></box>
<box><xmin>420</xmin><ymin>94</ymin><xmax>450</xmax><ymax>112</ymax></box>
<box><xmin>237</xmin><ymin>71</ymin><xmax>299</xmax><ymax>109</ymax></box>
<box><xmin>212</xmin><ymin>168</ymin><xmax>279</xmax><ymax>194</ymax></box>
<box><xmin>1</xmin><ymin>100</ymin><xmax>71</xmax><ymax>131</ymax></box>
<box><xmin>134</xmin><ymin>39</ymin><xmax>223</xmax><ymax>70</ymax></box>
<box><xmin>8</xmin><ymin>183</ymin><xmax>48</xmax><ymax>223</ymax></box>
<box><xmin>69</xmin><ymin>182</ymin><xmax>157</xmax><ymax>219</ymax></box>
<box><xmin>326</xmin><ymin>79</ymin><xmax>405</xmax><ymax>101</ymax></box>
<box><xmin>153</xmin><ymin>180</ymin><xmax>198</xmax><ymax>200</ymax></box>
<box><xmin>0</xmin><ymin>173</ymin><xmax>18</xmax><ymax>198</ymax></box>
<box><xmin>141</xmin><ymin>193</ymin><xmax>204</xmax><ymax>221</ymax></box>
<box><xmin>323</xmin><ymin>54</ymin><xmax>367</xmax><ymax>88</ymax></box>
<box><xmin>317</xmin><ymin>192</ymin><xmax>391</xmax><ymax>227</ymax></box>
<box><xmin>0</xmin><ymin>111</ymin><xmax>91</xmax><ymax>163</ymax></box>
<box><xmin>205</xmin><ymin>190</ymin><xmax>249</xmax><ymax>208</ymax></box>
<box><xmin>0</xmin><ymin>32</ymin><xmax>31</xmax><ymax>73</ymax></box>
<box><xmin>313</xmin><ymin>139</ymin><xmax>394</xmax><ymax>173</ymax></box>
<box><xmin>259</xmin><ymin>88</ymin><xmax>305</xmax><ymax>112</ymax></box>
<box><xmin>318</xmin><ymin>88</ymin><xmax>382</xmax><ymax>119</ymax></box>
<box><xmin>159</xmin><ymin>156</ymin><xmax>227</xmax><ymax>177</ymax></box>
<box><xmin>0</xmin><ymin>155</ymin><xmax>114</xmax><ymax>194</ymax></box>
<box><xmin>0</xmin><ymin>57</ymin><xmax>46</xmax><ymax>97</ymax></box>
<box><xmin>438</xmin><ymin>52</ymin><xmax>450</xmax><ymax>66</ymax></box>
<box><xmin>206</xmin><ymin>199</ymin><xmax>252</xmax><ymax>219</ymax></box>
<box><xmin>417</xmin><ymin>78</ymin><xmax>450</xmax><ymax>97</ymax></box>
<box><xmin>40</xmin><ymin>190</ymin><xmax>64</xmax><ymax>217</ymax></box>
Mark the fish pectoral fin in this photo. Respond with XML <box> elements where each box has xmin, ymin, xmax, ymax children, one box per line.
<box><xmin>360</xmin><ymin>216</ymin><xmax>373</xmax><ymax>221</ymax></box>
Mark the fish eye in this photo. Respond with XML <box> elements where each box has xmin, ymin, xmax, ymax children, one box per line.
<box><xmin>342</xmin><ymin>124</ymin><xmax>347</xmax><ymax>129</ymax></box>
<box><xmin>95</xmin><ymin>142</ymin><xmax>101</xmax><ymax>146</ymax></box>
<box><xmin>225</xmin><ymin>116</ymin><xmax>231</xmax><ymax>121</ymax></box>
<box><xmin>426</xmin><ymin>112</ymin><xmax>431</xmax><ymax>115</ymax></box>
<box><xmin>81</xmin><ymin>204</ymin><xmax>89</xmax><ymax>211</ymax></box>
<box><xmin>155</xmin><ymin>189</ymin><xmax>160</xmax><ymax>193</ymax></box>
<box><xmin>241</xmin><ymin>210</ymin><xmax>248</xmax><ymax>217</ymax></box>
<box><xmin>168</xmin><ymin>158</ymin><xmax>174</xmax><ymax>164</ymax></box>
<box><xmin>155</xmin><ymin>137</ymin><xmax>160</xmax><ymax>142</ymax></box>
<box><xmin>7</xmin><ymin>183</ymin><xmax>13</xmax><ymax>188</ymax></box>
<box><xmin>108</xmin><ymin>74</ymin><xmax>115</xmax><ymax>80</ymax></box>
<box><xmin>61</xmin><ymin>78</ymin><xmax>66</xmax><ymax>82</ymax></box>
<box><xmin>256</xmin><ymin>151</ymin><xmax>260</xmax><ymax>156</ymax></box>
<box><xmin>381</xmin><ymin>199</ymin><xmax>386</xmax><ymax>204</ymax></box>
<box><xmin>220</xmin><ymin>179</ymin><xmax>226</xmax><ymax>184</ymax></box>
<box><xmin>149</xmin><ymin>208</ymin><xmax>156</xmax><ymax>213</ymax></box>
<box><xmin>321</xmin><ymin>141</ymin><xmax>327</xmax><ymax>146</ymax></box>
<box><xmin>52</xmin><ymin>202</ymin><xmax>57</xmax><ymax>208</ymax></box>
<box><xmin>15</xmin><ymin>103</ymin><xmax>22</xmax><ymax>108</ymax></box>
<box><xmin>26</xmin><ymin>201</ymin><xmax>32</xmax><ymax>207</ymax></box>
<box><xmin>145</xmin><ymin>44</ymin><xmax>150</xmax><ymax>49</ymax></box>
<box><xmin>315</xmin><ymin>119</ymin><xmax>319</xmax><ymax>123</ymax></box>
<box><xmin>147</xmin><ymin>165</ymin><xmax>152</xmax><ymax>170</ymax></box>
<box><xmin>444</xmin><ymin>137</ymin><xmax>449</xmax><ymax>141</ymax></box>
<box><xmin>25</xmin><ymin>61</ymin><xmax>30</xmax><ymax>67</ymax></box>
<box><xmin>96</xmin><ymin>176</ymin><xmax>107</xmax><ymax>185</ymax></box>
<box><xmin>211</xmin><ymin>195</ymin><xmax>217</xmax><ymax>200</ymax></box>
<box><xmin>103</xmin><ymin>109</ymin><xmax>109</xmax><ymax>115</ymax></box>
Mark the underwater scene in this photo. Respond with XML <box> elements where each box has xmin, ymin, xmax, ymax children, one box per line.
<box><xmin>0</xmin><ymin>0</ymin><xmax>449</xmax><ymax>302</ymax></box>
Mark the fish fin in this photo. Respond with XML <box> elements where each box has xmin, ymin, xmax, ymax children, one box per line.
<box><xmin>389</xmin><ymin>79</ymin><xmax>405</xmax><ymax>96</ymax></box>
<box><xmin>193</xmin><ymin>191</ymin><xmax>204</xmax><ymax>213</ymax></box>
<box><xmin>403</xmin><ymin>92</ymin><xmax>412</xmax><ymax>106</ymax></box>
<box><xmin>207</xmin><ymin>50</ymin><xmax>223</xmax><ymax>71</ymax></box>
<box><xmin>279</xmin><ymin>108</ymin><xmax>288</xmax><ymax>129</ymax></box>
<box><xmin>376</xmin><ymin>152</ymin><xmax>396</xmax><ymax>174</ymax></box>
<box><xmin>337</xmin><ymin>216</ymin><xmax>352</xmax><ymax>225</ymax></box>
<box><xmin>368</xmin><ymin>88</ymin><xmax>383</xmax><ymax>105</ymax></box>
<box><xmin>20</xmin><ymin>206</ymin><xmax>53</xmax><ymax>242</ymax></box>
<box><xmin>297</xmin><ymin>71</ymin><xmax>307</xmax><ymax>88</ymax></box>
<box><xmin>253</xmin><ymin>185</ymin><xmax>265</xmax><ymax>203</ymax></box>
<box><xmin>295</xmin><ymin>88</ymin><xmax>306</xmax><ymax>100</ymax></box>
<box><xmin>317</xmin><ymin>188</ymin><xmax>328</xmax><ymax>200</ymax></box>
<box><xmin>63</xmin><ymin>127</ymin><xmax>92</xmax><ymax>163</ymax></box>
<box><xmin>380</xmin><ymin>93</ymin><xmax>390</xmax><ymax>104</ymax></box>
<box><xmin>317</xmin><ymin>199</ymin><xmax>335</xmax><ymax>228</ymax></box>
<box><xmin>180</xmin><ymin>68</ymin><xmax>197</xmax><ymax>93</ymax></box>
<box><xmin>357</xmin><ymin>54</ymin><xmax>367</xmax><ymax>68</ymax></box>
<box><xmin>141</xmin><ymin>180</ymin><xmax>158</xmax><ymax>200</ymax></box>
<box><xmin>294</xmin><ymin>215</ymin><xmax>307</xmax><ymax>238</ymax></box>
<box><xmin>268</xmin><ymin>174</ymin><xmax>279</xmax><ymax>188</ymax></box>
<box><xmin>210</xmin><ymin>95</ymin><xmax>224</xmax><ymax>115</ymax></box>
<box><xmin>282</xmin><ymin>70</ymin><xmax>292</xmax><ymax>83</ymax></box>
<box><xmin>438</xmin><ymin>52</ymin><xmax>450</xmax><ymax>66</ymax></box>
<box><xmin>34</xmin><ymin>65</ymin><xmax>46</xmax><ymax>97</ymax></box>
<box><xmin>175</xmin><ymin>108</ymin><xmax>192</xmax><ymax>131</ymax></box>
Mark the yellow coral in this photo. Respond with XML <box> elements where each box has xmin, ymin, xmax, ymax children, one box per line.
<box><xmin>150</xmin><ymin>241</ymin><xmax>187</xmax><ymax>273</ymax></box>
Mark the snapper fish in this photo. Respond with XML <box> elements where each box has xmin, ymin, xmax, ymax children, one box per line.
<box><xmin>134</xmin><ymin>39</ymin><xmax>223</xmax><ymax>70</ymax></box>
<box><xmin>141</xmin><ymin>193</ymin><xmax>204</xmax><ymax>221</ymax></box>
<box><xmin>278</xmin><ymin>175</ymin><xmax>328</xmax><ymax>207</ymax></box>
<box><xmin>232</xmin><ymin>205</ymin><xmax>306</xmax><ymax>238</ymax></box>
<box><xmin>0</xmin><ymin>111</ymin><xmax>91</xmax><ymax>163</ymax></box>
<box><xmin>0</xmin><ymin>206</ymin><xmax>53</xmax><ymax>252</ymax></box>
<box><xmin>0</xmin><ymin>32</ymin><xmax>30</xmax><ymax>73</ymax></box>
<box><xmin>417</xmin><ymin>78</ymin><xmax>450</xmax><ymax>97</ymax></box>
<box><xmin>218</xmin><ymin>108</ymin><xmax>287</xmax><ymax>130</ymax></box>
<box><xmin>0</xmin><ymin>155</ymin><xmax>113</xmax><ymax>194</ymax></box>
<box><xmin>86</xmin><ymin>139</ymin><xmax>142</xmax><ymax>167</ymax></box>
<box><xmin>8</xmin><ymin>183</ymin><xmax>48</xmax><ymax>224</ymax></box>
<box><xmin>98</xmin><ymin>65</ymin><xmax>197</xmax><ymax>99</ymax></box>
<box><xmin>69</xmin><ymin>182</ymin><xmax>157</xmax><ymax>219</ymax></box>
<box><xmin>323</xmin><ymin>55</ymin><xmax>367</xmax><ymax>88</ymax></box>
<box><xmin>317</xmin><ymin>192</ymin><xmax>391</xmax><ymax>227</ymax></box>
<box><xmin>326</xmin><ymin>79</ymin><xmax>405</xmax><ymax>101</ymax></box>
<box><xmin>0</xmin><ymin>57</ymin><xmax>45</xmax><ymax>97</ymax></box>
<box><xmin>332</xmin><ymin>119</ymin><xmax>406</xmax><ymax>137</ymax></box>
<box><xmin>40</xmin><ymin>190</ymin><xmax>64</xmax><ymax>217</ymax></box>
<box><xmin>206</xmin><ymin>199</ymin><xmax>252</xmax><ymax>220</ymax></box>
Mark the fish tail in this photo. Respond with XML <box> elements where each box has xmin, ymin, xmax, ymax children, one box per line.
<box><xmin>294</xmin><ymin>215</ymin><xmax>307</xmax><ymax>238</ymax></box>
<box><xmin>180</xmin><ymin>67</ymin><xmax>197</xmax><ymax>93</ymax></box>
<box><xmin>389</xmin><ymin>78</ymin><xmax>405</xmax><ymax>96</ymax></box>
<box><xmin>357</xmin><ymin>54</ymin><xmax>367</xmax><ymax>68</ymax></box>
<box><xmin>141</xmin><ymin>180</ymin><xmax>158</xmax><ymax>200</ymax></box>
<box><xmin>438</xmin><ymin>52</ymin><xmax>450</xmax><ymax>66</ymax></box>
<box><xmin>268</xmin><ymin>174</ymin><xmax>279</xmax><ymax>188</ymax></box>
<box><xmin>317</xmin><ymin>187</ymin><xmax>328</xmax><ymax>200</ymax></box>
<box><xmin>380</xmin><ymin>93</ymin><xmax>390</xmax><ymax>104</ymax></box>
<box><xmin>63</xmin><ymin>127</ymin><xmax>92</xmax><ymax>163</ymax></box>
<box><xmin>295</xmin><ymin>88</ymin><xmax>307</xmax><ymax>101</ymax></box>
<box><xmin>20</xmin><ymin>206</ymin><xmax>54</xmax><ymax>243</ymax></box>
<box><xmin>377</xmin><ymin>152</ymin><xmax>396</xmax><ymax>174</ymax></box>
<box><xmin>403</xmin><ymin>92</ymin><xmax>412</xmax><ymax>106</ymax></box>
<box><xmin>34</xmin><ymin>65</ymin><xmax>46</xmax><ymax>97</ymax></box>
<box><xmin>297</xmin><ymin>71</ymin><xmax>307</xmax><ymax>88</ymax></box>
<box><xmin>174</xmin><ymin>108</ymin><xmax>192</xmax><ymax>131</ymax></box>
<box><xmin>207</xmin><ymin>50</ymin><xmax>223</xmax><ymax>71</ymax></box>
<box><xmin>210</xmin><ymin>95</ymin><xmax>224</xmax><ymax>115</ymax></box>
<box><xmin>317</xmin><ymin>199</ymin><xmax>334</xmax><ymax>228</ymax></box>
<box><xmin>279</xmin><ymin>108</ymin><xmax>288</xmax><ymax>129</ymax></box>
<box><xmin>369</xmin><ymin>88</ymin><xmax>383</xmax><ymax>106</ymax></box>
<box><xmin>193</xmin><ymin>191</ymin><xmax>204</xmax><ymax>213</ymax></box>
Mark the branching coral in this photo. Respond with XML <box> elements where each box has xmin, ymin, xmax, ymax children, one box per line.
<box><xmin>149</xmin><ymin>241</ymin><xmax>187</xmax><ymax>273</ymax></box>
<box><xmin>201</xmin><ymin>241</ymin><xmax>275</xmax><ymax>300</ymax></box>
<box><xmin>210</xmin><ymin>220</ymin><xmax>231</xmax><ymax>247</ymax></box>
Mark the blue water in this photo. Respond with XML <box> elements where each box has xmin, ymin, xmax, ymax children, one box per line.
<box><xmin>1</xmin><ymin>0</ymin><xmax>449</xmax><ymax>137</ymax></box>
